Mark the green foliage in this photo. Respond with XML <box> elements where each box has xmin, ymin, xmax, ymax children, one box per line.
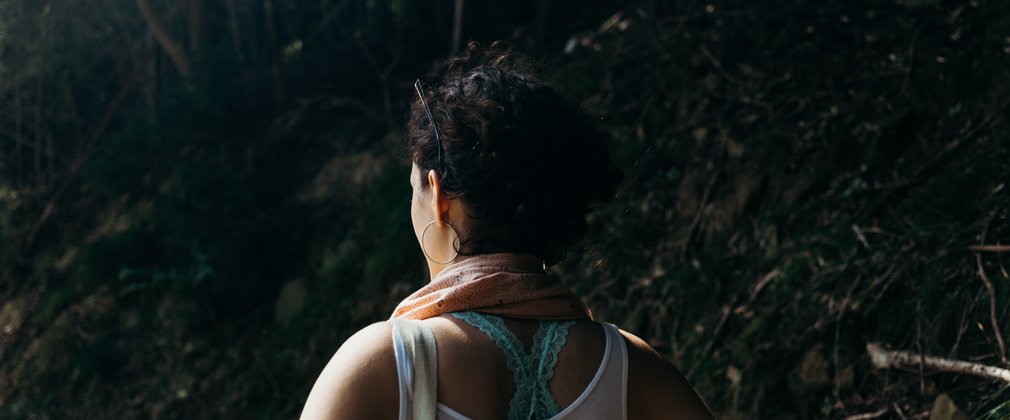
<box><xmin>2</xmin><ymin>0</ymin><xmax>1009</xmax><ymax>418</ymax></box>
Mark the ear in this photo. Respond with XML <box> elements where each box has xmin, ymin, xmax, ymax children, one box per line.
<box><xmin>427</xmin><ymin>169</ymin><xmax>449</xmax><ymax>224</ymax></box>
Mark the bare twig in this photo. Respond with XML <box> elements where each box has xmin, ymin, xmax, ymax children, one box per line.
<box><xmin>897</xmin><ymin>27</ymin><xmax>919</xmax><ymax>96</ymax></box>
<box><xmin>678</xmin><ymin>170</ymin><xmax>719</xmax><ymax>261</ymax></box>
<box><xmin>866</xmin><ymin>342</ymin><xmax>1010</xmax><ymax>383</ymax></box>
<box><xmin>976</xmin><ymin>253</ymin><xmax>1007</xmax><ymax>365</ymax></box>
<box><xmin>910</xmin><ymin>99</ymin><xmax>1009</xmax><ymax>183</ymax></box>
<box><xmin>915</xmin><ymin>301</ymin><xmax>925</xmax><ymax>393</ymax></box>
<box><xmin>844</xmin><ymin>408</ymin><xmax>889</xmax><ymax>420</ymax></box>
<box><xmin>0</xmin><ymin>280</ymin><xmax>47</xmax><ymax>362</ymax></box>
<box><xmin>688</xmin><ymin>296</ymin><xmax>736</xmax><ymax>377</ymax></box>
<box><xmin>852</xmin><ymin>224</ymin><xmax>871</xmax><ymax>250</ymax></box>
<box><xmin>700</xmin><ymin>44</ymin><xmax>741</xmax><ymax>86</ymax></box>
<box><xmin>135</xmin><ymin>0</ymin><xmax>190</xmax><ymax>75</ymax></box>
<box><xmin>976</xmin><ymin>206</ymin><xmax>1007</xmax><ymax>365</ymax></box>
<box><xmin>305</xmin><ymin>0</ymin><xmax>350</xmax><ymax>42</ymax></box>
<box><xmin>892</xmin><ymin>403</ymin><xmax>907</xmax><ymax>420</ymax></box>
<box><xmin>0</xmin><ymin>124</ymin><xmax>66</xmax><ymax>165</ymax></box>
<box><xmin>948</xmin><ymin>287</ymin><xmax>983</xmax><ymax>359</ymax></box>
<box><xmin>748</xmin><ymin>269</ymin><xmax>780</xmax><ymax>302</ymax></box>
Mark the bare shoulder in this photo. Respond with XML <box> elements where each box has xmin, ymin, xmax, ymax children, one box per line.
<box><xmin>618</xmin><ymin>328</ymin><xmax>719</xmax><ymax>420</ymax></box>
<box><xmin>300</xmin><ymin>321</ymin><xmax>399</xmax><ymax>420</ymax></box>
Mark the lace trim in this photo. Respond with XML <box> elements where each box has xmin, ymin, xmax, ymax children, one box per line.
<box><xmin>451</xmin><ymin>311</ymin><xmax>576</xmax><ymax>420</ymax></box>
<box><xmin>534</xmin><ymin>318</ymin><xmax>575</xmax><ymax>414</ymax></box>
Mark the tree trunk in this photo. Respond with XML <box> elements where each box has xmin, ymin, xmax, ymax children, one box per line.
<box><xmin>224</xmin><ymin>0</ymin><xmax>243</xmax><ymax>52</ymax></box>
<box><xmin>144</xmin><ymin>31</ymin><xmax>157</xmax><ymax>112</ymax></box>
<box><xmin>450</xmin><ymin>0</ymin><xmax>464</xmax><ymax>55</ymax></box>
<box><xmin>188</xmin><ymin>0</ymin><xmax>206</xmax><ymax>50</ymax></box>
<box><xmin>263</xmin><ymin>0</ymin><xmax>282</xmax><ymax>102</ymax></box>
<box><xmin>35</xmin><ymin>17</ymin><xmax>45</xmax><ymax>193</ymax></box>
<box><xmin>46</xmin><ymin>133</ymin><xmax>53</xmax><ymax>191</ymax></box>
<box><xmin>15</xmin><ymin>79</ymin><xmax>22</xmax><ymax>190</ymax></box>
<box><xmin>536</xmin><ymin>0</ymin><xmax>552</xmax><ymax>40</ymax></box>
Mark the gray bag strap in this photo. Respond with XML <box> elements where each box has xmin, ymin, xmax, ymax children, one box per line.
<box><xmin>390</xmin><ymin>318</ymin><xmax>438</xmax><ymax>420</ymax></box>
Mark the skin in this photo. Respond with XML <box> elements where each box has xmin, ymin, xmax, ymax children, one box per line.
<box><xmin>408</xmin><ymin>163</ymin><xmax>479</xmax><ymax>279</ymax></box>
<box><xmin>300</xmin><ymin>163</ymin><xmax>718</xmax><ymax>419</ymax></box>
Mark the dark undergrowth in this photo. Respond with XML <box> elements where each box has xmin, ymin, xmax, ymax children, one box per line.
<box><xmin>1</xmin><ymin>0</ymin><xmax>1008</xmax><ymax>418</ymax></box>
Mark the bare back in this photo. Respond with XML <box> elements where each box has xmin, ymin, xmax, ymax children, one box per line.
<box><xmin>300</xmin><ymin>316</ymin><xmax>716</xmax><ymax>420</ymax></box>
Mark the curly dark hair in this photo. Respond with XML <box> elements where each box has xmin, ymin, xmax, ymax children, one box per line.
<box><xmin>406</xmin><ymin>41</ymin><xmax>623</xmax><ymax>266</ymax></box>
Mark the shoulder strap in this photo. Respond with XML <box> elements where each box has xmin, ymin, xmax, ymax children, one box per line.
<box><xmin>390</xmin><ymin>318</ymin><xmax>438</xmax><ymax>420</ymax></box>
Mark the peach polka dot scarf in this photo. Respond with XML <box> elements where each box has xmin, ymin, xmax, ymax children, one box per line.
<box><xmin>390</xmin><ymin>252</ymin><xmax>593</xmax><ymax>321</ymax></box>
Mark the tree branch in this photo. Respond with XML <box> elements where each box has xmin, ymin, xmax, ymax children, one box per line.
<box><xmin>135</xmin><ymin>0</ymin><xmax>190</xmax><ymax>75</ymax></box>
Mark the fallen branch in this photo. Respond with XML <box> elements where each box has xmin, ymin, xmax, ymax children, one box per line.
<box><xmin>969</xmin><ymin>244</ymin><xmax>1010</xmax><ymax>253</ymax></box>
<box><xmin>844</xmin><ymin>408</ymin><xmax>888</xmax><ymax>420</ymax></box>
<box><xmin>866</xmin><ymin>342</ymin><xmax>1010</xmax><ymax>383</ymax></box>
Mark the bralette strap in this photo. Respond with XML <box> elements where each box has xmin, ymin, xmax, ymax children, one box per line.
<box><xmin>451</xmin><ymin>311</ymin><xmax>576</xmax><ymax>419</ymax></box>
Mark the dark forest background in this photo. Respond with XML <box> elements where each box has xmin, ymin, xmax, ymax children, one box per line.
<box><xmin>2</xmin><ymin>0</ymin><xmax>1010</xmax><ymax>418</ymax></box>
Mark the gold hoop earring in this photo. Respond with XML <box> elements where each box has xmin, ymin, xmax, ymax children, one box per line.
<box><xmin>421</xmin><ymin>219</ymin><xmax>459</xmax><ymax>265</ymax></box>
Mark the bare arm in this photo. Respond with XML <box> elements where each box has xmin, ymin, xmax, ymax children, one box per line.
<box><xmin>300</xmin><ymin>322</ymin><xmax>399</xmax><ymax>420</ymax></box>
<box><xmin>621</xmin><ymin>330</ymin><xmax>718</xmax><ymax>420</ymax></box>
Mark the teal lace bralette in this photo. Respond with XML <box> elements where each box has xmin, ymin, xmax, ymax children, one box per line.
<box><xmin>450</xmin><ymin>311</ymin><xmax>577</xmax><ymax>420</ymax></box>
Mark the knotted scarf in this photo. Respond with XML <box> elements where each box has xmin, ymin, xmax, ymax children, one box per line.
<box><xmin>390</xmin><ymin>252</ymin><xmax>593</xmax><ymax>321</ymax></box>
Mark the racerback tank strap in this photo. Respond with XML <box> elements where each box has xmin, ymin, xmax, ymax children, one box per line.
<box><xmin>390</xmin><ymin>317</ymin><xmax>439</xmax><ymax>420</ymax></box>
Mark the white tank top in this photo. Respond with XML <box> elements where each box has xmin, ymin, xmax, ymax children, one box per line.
<box><xmin>392</xmin><ymin>321</ymin><xmax>628</xmax><ymax>420</ymax></box>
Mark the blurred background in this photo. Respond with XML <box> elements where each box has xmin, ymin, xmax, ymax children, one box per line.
<box><xmin>2</xmin><ymin>0</ymin><xmax>1010</xmax><ymax>418</ymax></box>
